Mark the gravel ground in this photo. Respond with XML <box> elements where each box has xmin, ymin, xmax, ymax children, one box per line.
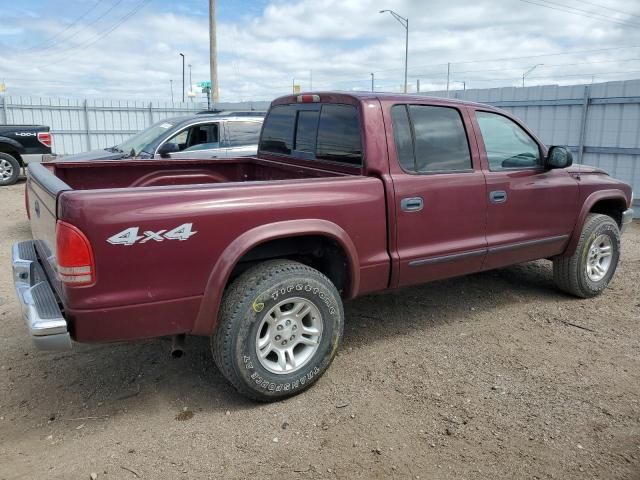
<box><xmin>0</xmin><ymin>180</ymin><xmax>639</xmax><ymax>480</ymax></box>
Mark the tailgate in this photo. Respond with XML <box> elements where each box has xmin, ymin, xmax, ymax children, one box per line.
<box><xmin>27</xmin><ymin>163</ymin><xmax>71</xmax><ymax>298</ymax></box>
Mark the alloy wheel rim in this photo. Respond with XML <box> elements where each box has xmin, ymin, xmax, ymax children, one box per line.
<box><xmin>586</xmin><ymin>234</ymin><xmax>613</xmax><ymax>282</ymax></box>
<box><xmin>0</xmin><ymin>159</ymin><xmax>13</xmax><ymax>180</ymax></box>
<box><xmin>255</xmin><ymin>297</ymin><xmax>323</xmax><ymax>374</ymax></box>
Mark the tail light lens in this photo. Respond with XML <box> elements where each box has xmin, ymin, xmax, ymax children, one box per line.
<box><xmin>56</xmin><ymin>221</ymin><xmax>95</xmax><ymax>286</ymax></box>
<box><xmin>37</xmin><ymin>132</ymin><xmax>52</xmax><ymax>148</ymax></box>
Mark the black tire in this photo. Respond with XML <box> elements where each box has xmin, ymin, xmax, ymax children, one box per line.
<box><xmin>0</xmin><ymin>153</ymin><xmax>20</xmax><ymax>186</ymax></box>
<box><xmin>553</xmin><ymin>213</ymin><xmax>621</xmax><ymax>298</ymax></box>
<box><xmin>212</xmin><ymin>260</ymin><xmax>344</xmax><ymax>402</ymax></box>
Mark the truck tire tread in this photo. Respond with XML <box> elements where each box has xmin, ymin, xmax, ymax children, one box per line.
<box><xmin>212</xmin><ymin>259</ymin><xmax>343</xmax><ymax>402</ymax></box>
<box><xmin>553</xmin><ymin>213</ymin><xmax>620</xmax><ymax>298</ymax></box>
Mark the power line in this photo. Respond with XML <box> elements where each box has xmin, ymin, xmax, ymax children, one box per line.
<box><xmin>26</xmin><ymin>0</ymin><xmax>125</xmax><ymax>55</ymax></box>
<box><xmin>370</xmin><ymin>44</ymin><xmax>640</xmax><ymax>76</ymax></box>
<box><xmin>19</xmin><ymin>0</ymin><xmax>105</xmax><ymax>52</ymax></box>
<box><xmin>517</xmin><ymin>0</ymin><xmax>640</xmax><ymax>29</ymax></box>
<box><xmin>410</xmin><ymin>56</ymin><xmax>640</xmax><ymax>78</ymax></box>
<box><xmin>39</xmin><ymin>0</ymin><xmax>153</xmax><ymax>68</ymax></box>
<box><xmin>534</xmin><ymin>0</ymin><xmax>640</xmax><ymax>26</ymax></box>
<box><xmin>570</xmin><ymin>0</ymin><xmax>640</xmax><ymax>21</ymax></box>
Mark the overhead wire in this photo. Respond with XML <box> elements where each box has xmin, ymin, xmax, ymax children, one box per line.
<box><xmin>19</xmin><ymin>0</ymin><xmax>105</xmax><ymax>52</ymax></box>
<box><xmin>516</xmin><ymin>0</ymin><xmax>640</xmax><ymax>28</ymax></box>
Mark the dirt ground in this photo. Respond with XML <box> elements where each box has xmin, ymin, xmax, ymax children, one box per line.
<box><xmin>0</xmin><ymin>179</ymin><xmax>638</xmax><ymax>480</ymax></box>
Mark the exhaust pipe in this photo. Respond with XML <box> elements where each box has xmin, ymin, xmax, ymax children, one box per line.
<box><xmin>171</xmin><ymin>334</ymin><xmax>186</xmax><ymax>358</ymax></box>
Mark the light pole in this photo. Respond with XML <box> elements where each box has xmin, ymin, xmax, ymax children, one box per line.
<box><xmin>371</xmin><ymin>72</ymin><xmax>374</xmax><ymax>92</ymax></box>
<box><xmin>179</xmin><ymin>53</ymin><xmax>185</xmax><ymax>102</ymax></box>
<box><xmin>188</xmin><ymin>64</ymin><xmax>192</xmax><ymax>101</ymax></box>
<box><xmin>380</xmin><ymin>9</ymin><xmax>408</xmax><ymax>94</ymax></box>
<box><xmin>170</xmin><ymin>79</ymin><xmax>174</xmax><ymax>104</ymax></box>
<box><xmin>523</xmin><ymin>64</ymin><xmax>543</xmax><ymax>87</ymax></box>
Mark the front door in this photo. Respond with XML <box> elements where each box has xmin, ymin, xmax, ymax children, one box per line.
<box><xmin>471</xmin><ymin>109</ymin><xmax>580</xmax><ymax>269</ymax></box>
<box><xmin>387</xmin><ymin>103</ymin><xmax>488</xmax><ymax>288</ymax></box>
<box><xmin>164</xmin><ymin>122</ymin><xmax>225</xmax><ymax>159</ymax></box>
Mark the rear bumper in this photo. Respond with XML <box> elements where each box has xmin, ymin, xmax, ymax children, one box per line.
<box><xmin>11</xmin><ymin>240</ymin><xmax>72</xmax><ymax>351</ymax></box>
<box><xmin>621</xmin><ymin>208</ymin><xmax>634</xmax><ymax>234</ymax></box>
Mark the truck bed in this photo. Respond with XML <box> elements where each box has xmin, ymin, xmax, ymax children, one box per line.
<box><xmin>26</xmin><ymin>156</ymin><xmax>389</xmax><ymax>343</ymax></box>
<box><xmin>45</xmin><ymin>156</ymin><xmax>346</xmax><ymax>190</ymax></box>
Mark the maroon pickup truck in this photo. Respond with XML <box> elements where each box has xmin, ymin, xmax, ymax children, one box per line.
<box><xmin>13</xmin><ymin>92</ymin><xmax>634</xmax><ymax>401</ymax></box>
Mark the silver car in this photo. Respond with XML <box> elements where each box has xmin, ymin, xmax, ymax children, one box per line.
<box><xmin>57</xmin><ymin>114</ymin><xmax>264</xmax><ymax>162</ymax></box>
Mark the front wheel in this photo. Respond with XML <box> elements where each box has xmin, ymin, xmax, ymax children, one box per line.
<box><xmin>553</xmin><ymin>213</ymin><xmax>621</xmax><ymax>298</ymax></box>
<box><xmin>212</xmin><ymin>260</ymin><xmax>344</xmax><ymax>401</ymax></box>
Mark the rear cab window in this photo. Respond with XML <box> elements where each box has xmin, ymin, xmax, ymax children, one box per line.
<box><xmin>391</xmin><ymin>104</ymin><xmax>472</xmax><ymax>173</ymax></box>
<box><xmin>259</xmin><ymin>103</ymin><xmax>363</xmax><ymax>168</ymax></box>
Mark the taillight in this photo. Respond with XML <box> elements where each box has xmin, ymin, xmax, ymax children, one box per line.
<box><xmin>296</xmin><ymin>94</ymin><xmax>320</xmax><ymax>103</ymax></box>
<box><xmin>37</xmin><ymin>132</ymin><xmax>52</xmax><ymax>148</ymax></box>
<box><xmin>56</xmin><ymin>221</ymin><xmax>95</xmax><ymax>286</ymax></box>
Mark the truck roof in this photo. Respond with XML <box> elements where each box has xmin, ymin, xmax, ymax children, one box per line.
<box><xmin>271</xmin><ymin>91</ymin><xmax>492</xmax><ymax>109</ymax></box>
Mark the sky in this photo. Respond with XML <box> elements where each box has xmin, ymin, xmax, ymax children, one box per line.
<box><xmin>1</xmin><ymin>0</ymin><xmax>640</xmax><ymax>103</ymax></box>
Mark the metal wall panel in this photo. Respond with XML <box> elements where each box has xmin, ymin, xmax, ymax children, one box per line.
<box><xmin>0</xmin><ymin>84</ymin><xmax>637</xmax><ymax>212</ymax></box>
<box><xmin>0</xmin><ymin>96</ymin><xmax>271</xmax><ymax>156</ymax></box>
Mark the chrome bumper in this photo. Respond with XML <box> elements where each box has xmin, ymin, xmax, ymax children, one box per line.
<box><xmin>11</xmin><ymin>241</ymin><xmax>72</xmax><ymax>351</ymax></box>
<box><xmin>621</xmin><ymin>208</ymin><xmax>634</xmax><ymax>234</ymax></box>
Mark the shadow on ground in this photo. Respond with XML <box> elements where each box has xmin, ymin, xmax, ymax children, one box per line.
<box><xmin>8</xmin><ymin>260</ymin><xmax>569</xmax><ymax>419</ymax></box>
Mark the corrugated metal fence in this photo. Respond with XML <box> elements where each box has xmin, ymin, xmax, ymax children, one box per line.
<box><xmin>0</xmin><ymin>81</ymin><xmax>638</xmax><ymax>211</ymax></box>
<box><xmin>0</xmin><ymin>97</ymin><xmax>270</xmax><ymax>155</ymax></box>
<box><xmin>422</xmin><ymin>79</ymin><xmax>640</xmax><ymax>211</ymax></box>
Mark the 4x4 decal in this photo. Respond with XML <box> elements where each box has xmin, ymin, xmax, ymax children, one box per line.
<box><xmin>107</xmin><ymin>223</ymin><xmax>197</xmax><ymax>246</ymax></box>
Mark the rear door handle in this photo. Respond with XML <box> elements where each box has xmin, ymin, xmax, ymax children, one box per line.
<box><xmin>401</xmin><ymin>197</ymin><xmax>424</xmax><ymax>212</ymax></box>
<box><xmin>489</xmin><ymin>190</ymin><xmax>507</xmax><ymax>203</ymax></box>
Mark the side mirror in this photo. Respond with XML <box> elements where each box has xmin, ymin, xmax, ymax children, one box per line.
<box><xmin>157</xmin><ymin>142</ymin><xmax>179</xmax><ymax>158</ymax></box>
<box><xmin>546</xmin><ymin>146</ymin><xmax>573</xmax><ymax>169</ymax></box>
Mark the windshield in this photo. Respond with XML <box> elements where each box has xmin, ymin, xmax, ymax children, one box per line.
<box><xmin>115</xmin><ymin>121</ymin><xmax>174</xmax><ymax>156</ymax></box>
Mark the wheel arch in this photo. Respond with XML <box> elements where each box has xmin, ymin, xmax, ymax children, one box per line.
<box><xmin>0</xmin><ymin>138</ymin><xmax>24</xmax><ymax>166</ymax></box>
<box><xmin>562</xmin><ymin>189</ymin><xmax>628</xmax><ymax>256</ymax></box>
<box><xmin>192</xmin><ymin>219</ymin><xmax>360</xmax><ymax>336</ymax></box>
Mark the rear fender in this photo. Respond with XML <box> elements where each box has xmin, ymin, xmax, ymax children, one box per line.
<box><xmin>562</xmin><ymin>189</ymin><xmax>628</xmax><ymax>256</ymax></box>
<box><xmin>192</xmin><ymin>219</ymin><xmax>360</xmax><ymax>336</ymax></box>
<box><xmin>0</xmin><ymin>137</ymin><xmax>25</xmax><ymax>154</ymax></box>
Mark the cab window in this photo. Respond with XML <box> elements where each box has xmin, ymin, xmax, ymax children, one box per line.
<box><xmin>391</xmin><ymin>104</ymin><xmax>471</xmax><ymax>173</ymax></box>
<box><xmin>259</xmin><ymin>104</ymin><xmax>362</xmax><ymax>166</ymax></box>
<box><xmin>226</xmin><ymin>121</ymin><xmax>262</xmax><ymax>147</ymax></box>
<box><xmin>165</xmin><ymin>123</ymin><xmax>220</xmax><ymax>152</ymax></box>
<box><xmin>475</xmin><ymin>111</ymin><xmax>541</xmax><ymax>170</ymax></box>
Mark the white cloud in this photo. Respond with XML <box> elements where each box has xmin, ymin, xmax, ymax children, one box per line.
<box><xmin>1</xmin><ymin>0</ymin><xmax>640</xmax><ymax>102</ymax></box>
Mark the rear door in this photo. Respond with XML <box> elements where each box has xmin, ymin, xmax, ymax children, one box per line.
<box><xmin>471</xmin><ymin>109</ymin><xmax>579</xmax><ymax>269</ymax></box>
<box><xmin>223</xmin><ymin>120</ymin><xmax>262</xmax><ymax>157</ymax></box>
<box><xmin>387</xmin><ymin>103</ymin><xmax>488</xmax><ymax>287</ymax></box>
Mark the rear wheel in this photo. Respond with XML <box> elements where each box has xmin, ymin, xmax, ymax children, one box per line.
<box><xmin>0</xmin><ymin>153</ymin><xmax>20</xmax><ymax>186</ymax></box>
<box><xmin>553</xmin><ymin>213</ymin><xmax>621</xmax><ymax>298</ymax></box>
<box><xmin>212</xmin><ymin>260</ymin><xmax>344</xmax><ymax>401</ymax></box>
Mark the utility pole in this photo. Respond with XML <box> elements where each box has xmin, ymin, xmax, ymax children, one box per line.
<box><xmin>188</xmin><ymin>64</ymin><xmax>193</xmax><ymax>101</ymax></box>
<box><xmin>371</xmin><ymin>73</ymin><xmax>374</xmax><ymax>92</ymax></box>
<box><xmin>380</xmin><ymin>10</ymin><xmax>408</xmax><ymax>94</ymax></box>
<box><xmin>446</xmin><ymin>63</ymin><xmax>450</xmax><ymax>97</ymax></box>
<box><xmin>179</xmin><ymin>53</ymin><xmax>185</xmax><ymax>103</ymax></box>
<box><xmin>416</xmin><ymin>78</ymin><xmax>420</xmax><ymax>93</ymax></box>
<box><xmin>209</xmin><ymin>0</ymin><xmax>219</xmax><ymax>103</ymax></box>
<box><xmin>170</xmin><ymin>79</ymin><xmax>174</xmax><ymax>104</ymax></box>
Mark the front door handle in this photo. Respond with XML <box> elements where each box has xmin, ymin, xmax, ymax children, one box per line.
<box><xmin>401</xmin><ymin>197</ymin><xmax>424</xmax><ymax>212</ymax></box>
<box><xmin>489</xmin><ymin>190</ymin><xmax>507</xmax><ymax>203</ymax></box>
